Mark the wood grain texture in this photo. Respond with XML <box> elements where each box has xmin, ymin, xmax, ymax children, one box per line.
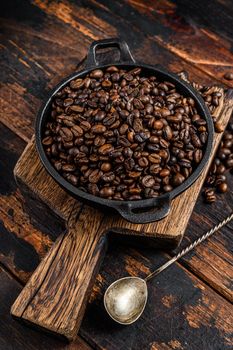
<box><xmin>11</xmin><ymin>206</ymin><xmax>106</xmax><ymax>341</ymax></box>
<box><xmin>0</xmin><ymin>0</ymin><xmax>227</xmax><ymax>142</ymax></box>
<box><xmin>173</xmin><ymin>0</ymin><xmax>233</xmax><ymax>44</ymax></box>
<box><xmin>0</xmin><ymin>123</ymin><xmax>57</xmax><ymax>283</ymax></box>
<box><xmin>123</xmin><ymin>0</ymin><xmax>233</xmax><ymax>87</ymax></box>
<box><xmin>177</xmin><ymin>199</ymin><xmax>233</xmax><ymax>302</ymax></box>
<box><xmin>80</xmin><ymin>244</ymin><xmax>233</xmax><ymax>350</ymax></box>
<box><xmin>0</xmin><ymin>266</ymin><xmax>92</xmax><ymax>350</ymax></box>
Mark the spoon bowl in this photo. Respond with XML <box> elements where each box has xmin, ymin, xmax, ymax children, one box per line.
<box><xmin>104</xmin><ymin>277</ymin><xmax>148</xmax><ymax>325</ymax></box>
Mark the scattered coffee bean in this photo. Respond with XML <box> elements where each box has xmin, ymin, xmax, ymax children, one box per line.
<box><xmin>204</xmin><ymin>188</ymin><xmax>216</xmax><ymax>203</ymax></box>
<box><xmin>224</xmin><ymin>72</ymin><xmax>233</xmax><ymax>81</ymax></box>
<box><xmin>214</xmin><ymin>121</ymin><xmax>224</xmax><ymax>133</ymax></box>
<box><xmin>203</xmin><ymin>116</ymin><xmax>233</xmax><ymax>203</ymax></box>
<box><xmin>217</xmin><ymin>182</ymin><xmax>228</xmax><ymax>193</ymax></box>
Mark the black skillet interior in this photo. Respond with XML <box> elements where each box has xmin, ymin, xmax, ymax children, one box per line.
<box><xmin>35</xmin><ymin>38</ymin><xmax>214</xmax><ymax>224</ymax></box>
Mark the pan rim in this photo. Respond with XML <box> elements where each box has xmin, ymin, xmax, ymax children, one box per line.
<box><xmin>35</xmin><ymin>62</ymin><xmax>214</xmax><ymax>211</ymax></box>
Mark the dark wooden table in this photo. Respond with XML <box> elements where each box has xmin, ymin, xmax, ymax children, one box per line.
<box><xmin>0</xmin><ymin>1</ymin><xmax>233</xmax><ymax>349</ymax></box>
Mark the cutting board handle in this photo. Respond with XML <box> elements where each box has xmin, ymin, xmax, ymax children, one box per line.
<box><xmin>11</xmin><ymin>205</ymin><xmax>106</xmax><ymax>341</ymax></box>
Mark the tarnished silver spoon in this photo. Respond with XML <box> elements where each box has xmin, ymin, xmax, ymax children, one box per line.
<box><xmin>104</xmin><ymin>213</ymin><xmax>233</xmax><ymax>325</ymax></box>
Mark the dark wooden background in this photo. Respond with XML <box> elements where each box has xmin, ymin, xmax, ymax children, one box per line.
<box><xmin>0</xmin><ymin>1</ymin><xmax>233</xmax><ymax>349</ymax></box>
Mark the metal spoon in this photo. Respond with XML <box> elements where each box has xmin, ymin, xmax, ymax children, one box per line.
<box><xmin>104</xmin><ymin>213</ymin><xmax>233</xmax><ymax>325</ymax></box>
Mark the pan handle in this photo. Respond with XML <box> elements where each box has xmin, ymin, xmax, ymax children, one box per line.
<box><xmin>86</xmin><ymin>38</ymin><xmax>135</xmax><ymax>67</ymax></box>
<box><xmin>114</xmin><ymin>194</ymin><xmax>171</xmax><ymax>223</ymax></box>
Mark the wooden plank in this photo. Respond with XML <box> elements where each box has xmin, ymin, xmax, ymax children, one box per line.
<box><xmin>62</xmin><ymin>0</ymin><xmax>233</xmax><ymax>87</ymax></box>
<box><xmin>177</xmin><ymin>192</ymin><xmax>233</xmax><ymax>302</ymax></box>
<box><xmin>0</xmin><ymin>123</ymin><xmax>64</xmax><ymax>283</ymax></box>
<box><xmin>80</xmin><ymin>244</ymin><xmax>233</xmax><ymax>350</ymax></box>
<box><xmin>121</xmin><ymin>0</ymin><xmax>233</xmax><ymax>86</ymax></box>
<box><xmin>11</xmin><ymin>206</ymin><xmax>106</xmax><ymax>341</ymax></box>
<box><xmin>169</xmin><ymin>0</ymin><xmax>233</xmax><ymax>45</ymax></box>
<box><xmin>0</xmin><ymin>266</ymin><xmax>92</xmax><ymax>350</ymax></box>
<box><xmin>0</xmin><ymin>0</ymin><xmax>224</xmax><ymax>141</ymax></box>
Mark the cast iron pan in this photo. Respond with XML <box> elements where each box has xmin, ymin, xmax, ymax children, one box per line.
<box><xmin>35</xmin><ymin>38</ymin><xmax>214</xmax><ymax>224</ymax></box>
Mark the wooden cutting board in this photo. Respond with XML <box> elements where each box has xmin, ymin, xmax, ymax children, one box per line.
<box><xmin>10</xmin><ymin>75</ymin><xmax>233</xmax><ymax>341</ymax></box>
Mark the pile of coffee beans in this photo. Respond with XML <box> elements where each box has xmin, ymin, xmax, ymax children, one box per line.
<box><xmin>182</xmin><ymin>72</ymin><xmax>232</xmax><ymax>203</ymax></box>
<box><xmin>42</xmin><ymin>66</ymin><xmax>212</xmax><ymax>200</ymax></box>
<box><xmin>203</xmin><ymin>119</ymin><xmax>233</xmax><ymax>203</ymax></box>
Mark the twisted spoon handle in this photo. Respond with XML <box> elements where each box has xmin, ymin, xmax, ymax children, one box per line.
<box><xmin>145</xmin><ymin>212</ymin><xmax>233</xmax><ymax>282</ymax></box>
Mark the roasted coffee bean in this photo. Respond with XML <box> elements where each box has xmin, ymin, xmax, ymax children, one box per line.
<box><xmin>59</xmin><ymin>127</ymin><xmax>73</xmax><ymax>141</ymax></box>
<box><xmin>153</xmin><ymin>120</ymin><xmax>164</xmax><ymax>130</ymax></box>
<box><xmin>106</xmin><ymin>66</ymin><xmax>118</xmax><ymax>73</ymax></box>
<box><xmin>217</xmin><ymin>182</ymin><xmax>228</xmax><ymax>193</ymax></box>
<box><xmin>148</xmin><ymin>153</ymin><xmax>161</xmax><ymax>164</ymax></box>
<box><xmin>216</xmin><ymin>164</ymin><xmax>226</xmax><ymax>174</ymax></box>
<box><xmin>43</xmin><ymin>66</ymin><xmax>214</xmax><ymax>200</ymax></box>
<box><xmin>204</xmin><ymin>188</ymin><xmax>216</xmax><ymax>203</ymax></box>
<box><xmin>70</xmin><ymin>78</ymin><xmax>84</xmax><ymax>89</ymax></box>
<box><xmin>141</xmin><ymin>175</ymin><xmax>155</xmax><ymax>188</ymax></box>
<box><xmin>202</xmin><ymin>114</ymin><xmax>233</xmax><ymax>203</ymax></box>
<box><xmin>99</xmin><ymin>187</ymin><xmax>114</xmax><ymax>198</ymax></box>
<box><xmin>103</xmin><ymin>114</ymin><xmax>116</xmax><ymax>126</ymax></box>
<box><xmin>224</xmin><ymin>72</ymin><xmax>233</xmax><ymax>81</ymax></box>
<box><xmin>179</xmin><ymin>159</ymin><xmax>192</xmax><ymax>168</ymax></box>
<box><xmin>125</xmin><ymin>158</ymin><xmax>135</xmax><ymax>171</ymax></box>
<box><xmin>102</xmin><ymin>172</ymin><xmax>115</xmax><ymax>182</ymax></box>
<box><xmin>194</xmin><ymin>149</ymin><xmax>203</xmax><ymax>163</ymax></box>
<box><xmin>72</xmin><ymin>125</ymin><xmax>83</xmax><ymax>137</ymax></box>
<box><xmin>226</xmin><ymin>158</ymin><xmax>233</xmax><ymax>168</ymax></box>
<box><xmin>138</xmin><ymin>157</ymin><xmax>149</xmax><ymax>167</ymax></box>
<box><xmin>87</xmin><ymin>183</ymin><xmax>99</xmax><ymax>195</ymax></box>
<box><xmin>80</xmin><ymin>120</ymin><xmax>91</xmax><ymax>131</ymax></box>
<box><xmin>88</xmin><ymin>169</ymin><xmax>102</xmax><ymax>184</ymax></box>
<box><xmin>128</xmin><ymin>171</ymin><xmax>141</xmax><ymax>178</ymax></box>
<box><xmin>149</xmin><ymin>135</ymin><xmax>159</xmax><ymax>143</ymax></box>
<box><xmin>90</xmin><ymin>69</ymin><xmax>103</xmax><ymax>79</ymax></box>
<box><xmin>67</xmin><ymin>174</ymin><xmax>78</xmax><ymax>186</ymax></box>
<box><xmin>120</xmin><ymin>123</ymin><xmax>129</xmax><ymax>134</ymax></box>
<box><xmin>172</xmin><ymin>173</ymin><xmax>185</xmax><ymax>186</ymax></box>
<box><xmin>42</xmin><ymin>136</ymin><xmax>53</xmax><ymax>146</ymax></box>
<box><xmin>218</xmin><ymin>147</ymin><xmax>231</xmax><ymax>160</ymax></box>
<box><xmin>101</xmin><ymin>162</ymin><xmax>112</xmax><ymax>172</ymax></box>
<box><xmin>95</xmin><ymin>110</ymin><xmax>106</xmax><ymax>121</ymax></box>
<box><xmin>164</xmin><ymin>125</ymin><xmax>173</xmax><ymax>140</ymax></box>
<box><xmin>69</xmin><ymin>105</ymin><xmax>84</xmax><ymax>113</ymax></box>
<box><xmin>92</xmin><ymin>124</ymin><xmax>106</xmax><ymax>134</ymax></box>
<box><xmin>102</xmin><ymin>80</ymin><xmax>112</xmax><ymax>88</ymax></box>
<box><xmin>167</xmin><ymin>114</ymin><xmax>182</xmax><ymax>123</ymax></box>
<box><xmin>160</xmin><ymin>169</ymin><xmax>170</xmax><ymax>177</ymax></box>
<box><xmin>98</xmin><ymin>144</ymin><xmax>114</xmax><ymax>155</ymax></box>
<box><xmin>191</xmin><ymin>133</ymin><xmax>202</xmax><ymax>148</ymax></box>
<box><xmin>160</xmin><ymin>138</ymin><xmax>169</xmax><ymax>148</ymax></box>
<box><xmin>62</xmin><ymin>164</ymin><xmax>76</xmax><ymax>172</ymax></box>
<box><xmin>94</xmin><ymin>135</ymin><xmax>106</xmax><ymax>147</ymax></box>
<box><xmin>163</xmin><ymin>185</ymin><xmax>173</xmax><ymax>192</ymax></box>
<box><xmin>214</xmin><ymin>121</ymin><xmax>224</xmax><ymax>133</ymax></box>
